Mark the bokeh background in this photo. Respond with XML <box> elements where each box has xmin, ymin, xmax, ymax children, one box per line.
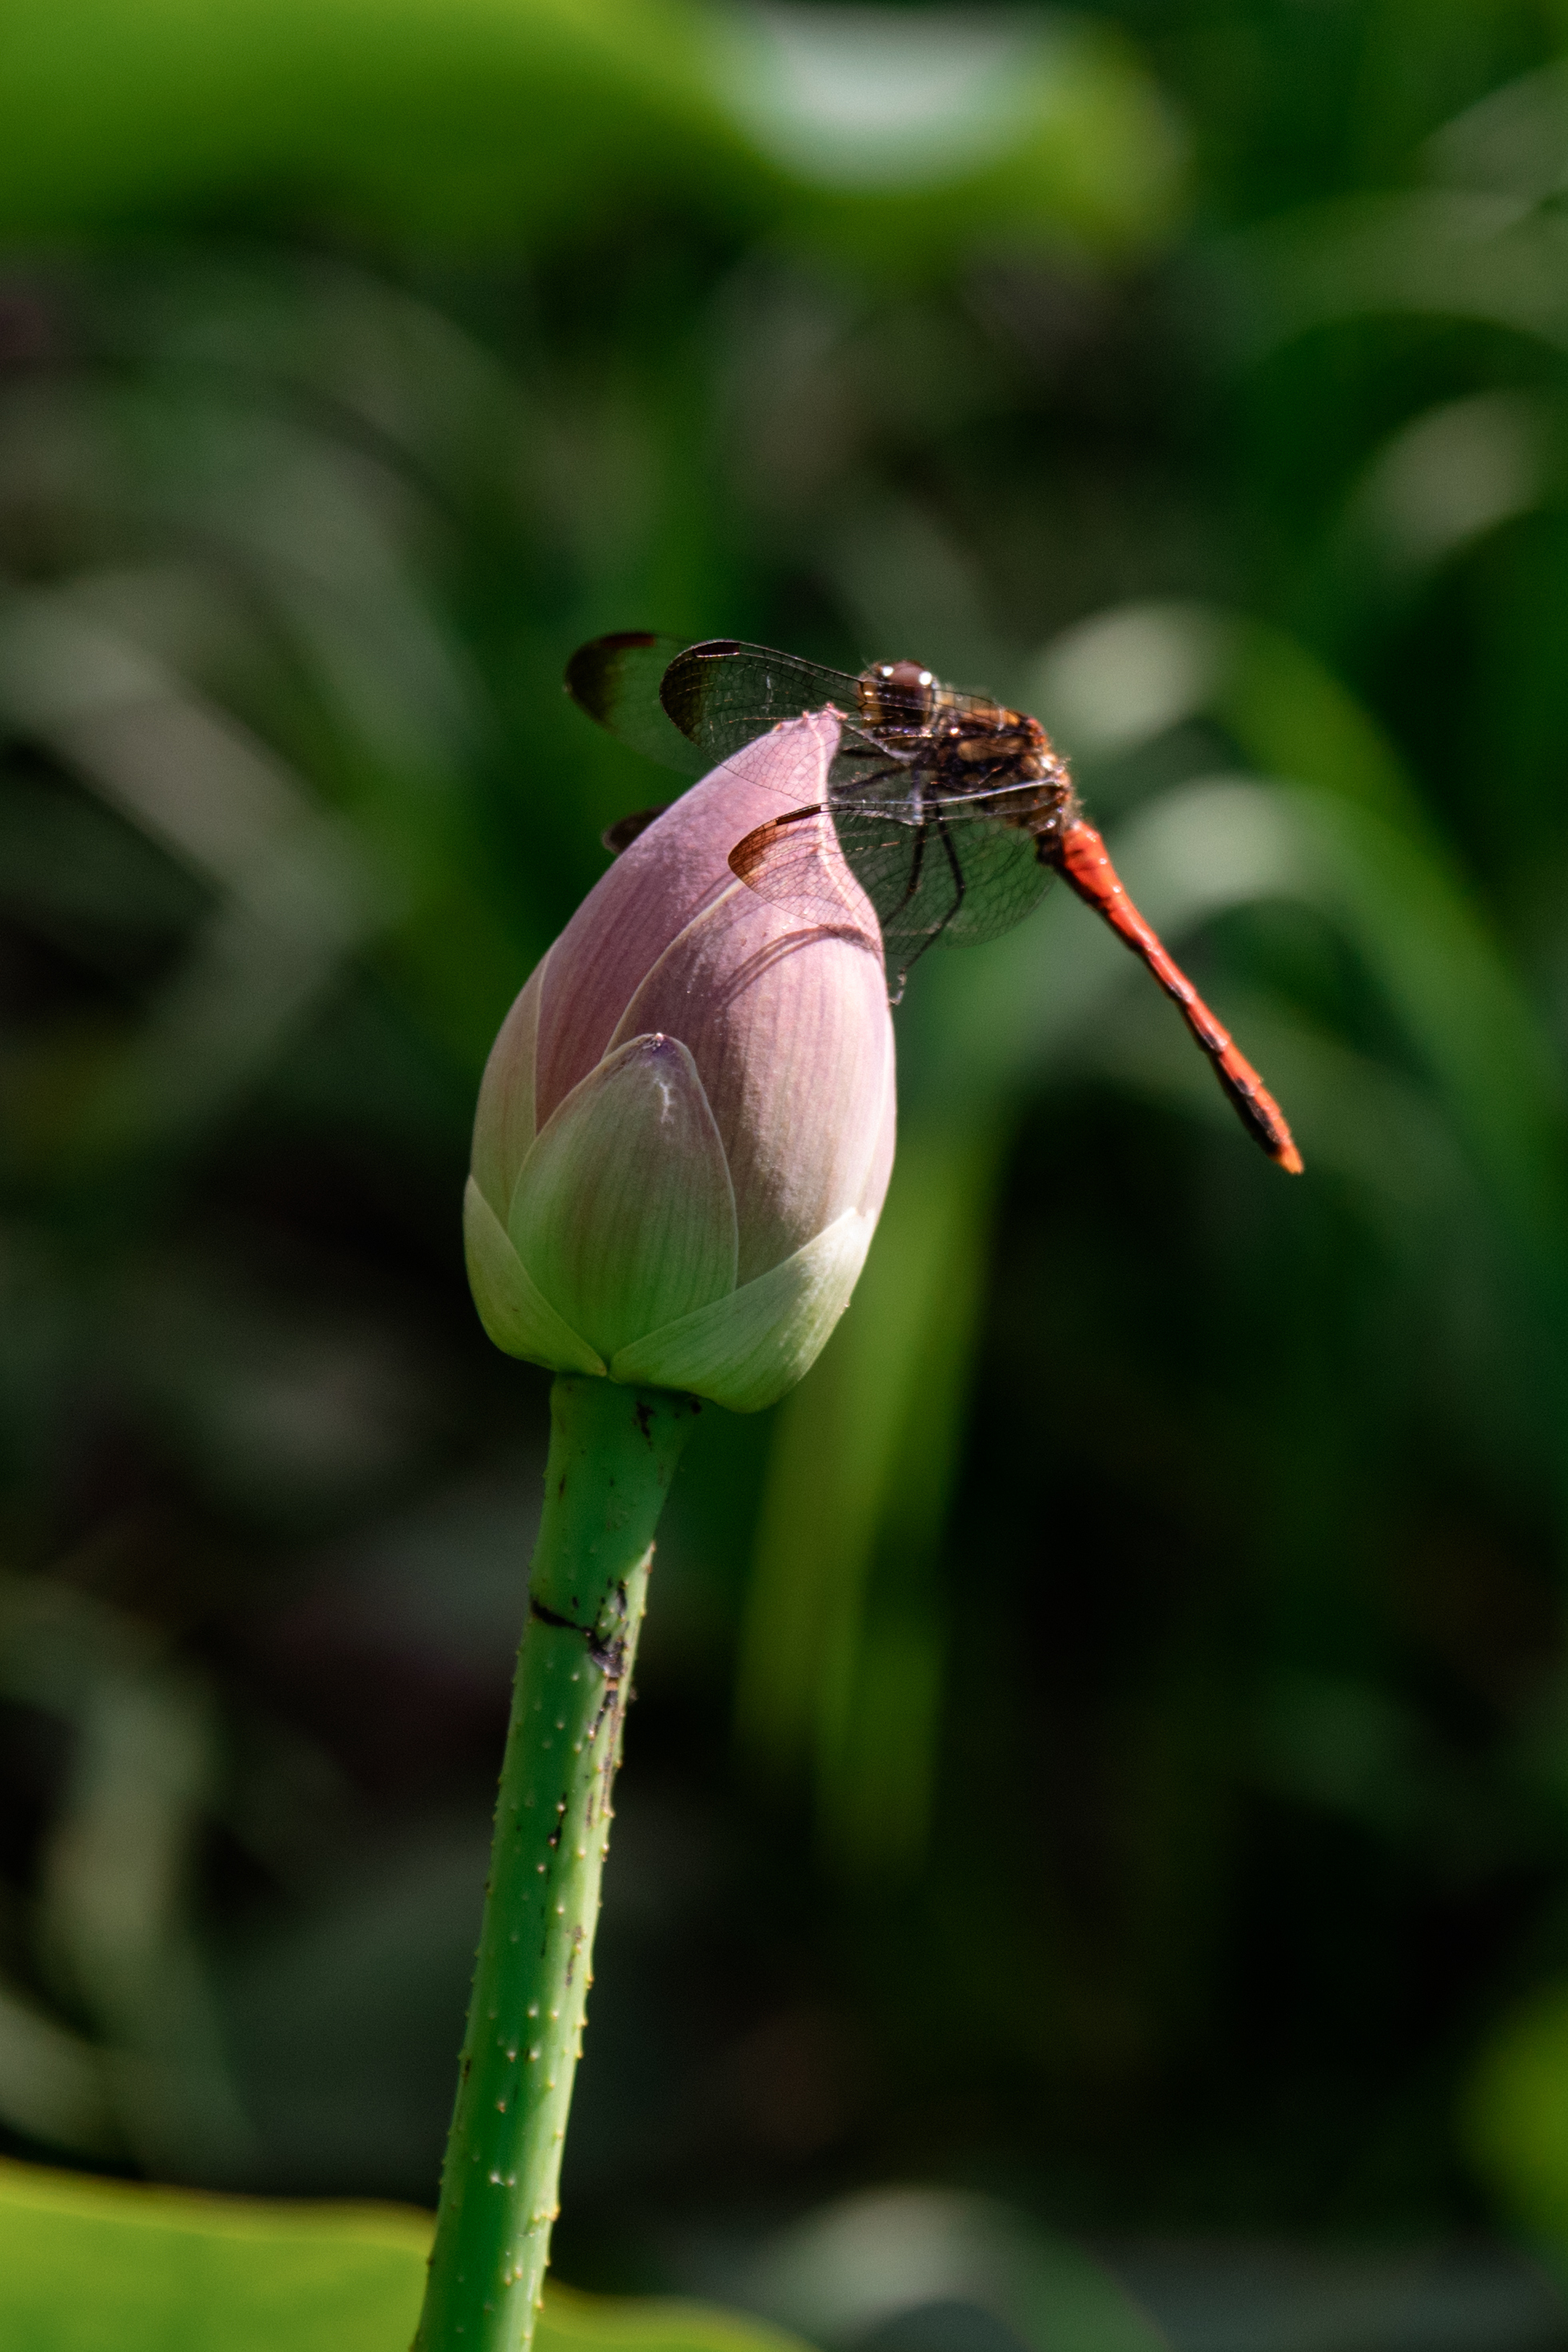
<box><xmin>8</xmin><ymin>0</ymin><xmax>1568</xmax><ymax>2342</ymax></box>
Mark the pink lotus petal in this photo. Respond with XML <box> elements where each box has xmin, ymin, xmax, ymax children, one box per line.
<box><xmin>532</xmin><ymin>713</ymin><xmax>866</xmax><ymax>1126</ymax></box>
<box><xmin>611</xmin><ymin>883</ymin><xmax>892</xmax><ymax>1283</ymax></box>
<box><xmin>471</xmin><ymin>953</ymin><xmax>546</xmax><ymax>1220</ymax></box>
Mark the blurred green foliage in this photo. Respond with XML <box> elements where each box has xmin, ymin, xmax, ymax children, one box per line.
<box><xmin>0</xmin><ymin>2155</ymin><xmax>806</xmax><ymax>2352</ymax></box>
<box><xmin>7</xmin><ymin>0</ymin><xmax>1568</xmax><ymax>2338</ymax></box>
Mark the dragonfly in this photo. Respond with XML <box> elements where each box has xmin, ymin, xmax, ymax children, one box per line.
<box><xmin>565</xmin><ymin>631</ymin><xmax>1302</xmax><ymax>1174</ymax></box>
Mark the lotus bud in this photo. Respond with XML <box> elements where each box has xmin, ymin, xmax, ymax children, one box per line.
<box><xmin>464</xmin><ymin>714</ymin><xmax>896</xmax><ymax>1414</ymax></box>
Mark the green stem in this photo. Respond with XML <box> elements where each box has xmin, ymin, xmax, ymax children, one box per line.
<box><xmin>415</xmin><ymin>1374</ymin><xmax>699</xmax><ymax>2352</ymax></box>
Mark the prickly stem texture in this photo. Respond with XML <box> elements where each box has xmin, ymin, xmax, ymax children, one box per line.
<box><xmin>414</xmin><ymin>1375</ymin><xmax>699</xmax><ymax>2352</ymax></box>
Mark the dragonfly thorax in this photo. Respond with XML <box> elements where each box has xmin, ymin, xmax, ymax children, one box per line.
<box><xmin>851</xmin><ymin>658</ymin><xmax>1077</xmax><ymax>845</ymax></box>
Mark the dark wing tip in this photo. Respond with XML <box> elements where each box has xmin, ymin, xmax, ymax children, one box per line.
<box><xmin>603</xmin><ymin>805</ymin><xmax>671</xmax><ymax>856</ymax></box>
<box><xmin>660</xmin><ymin>639</ymin><xmax>745</xmax><ymax>738</ymax></box>
<box><xmin>729</xmin><ymin>806</ymin><xmax>828</xmax><ymax>893</ymax></box>
<box><xmin>564</xmin><ymin>632</ymin><xmax>661</xmax><ymax>714</ymax></box>
<box><xmin>728</xmin><ymin>821</ymin><xmax>774</xmax><ymax>885</ymax></box>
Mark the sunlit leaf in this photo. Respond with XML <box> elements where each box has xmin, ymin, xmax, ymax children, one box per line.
<box><xmin>0</xmin><ymin>2158</ymin><xmax>811</xmax><ymax>2352</ymax></box>
<box><xmin>0</xmin><ymin>0</ymin><xmax>1180</xmax><ymax>258</ymax></box>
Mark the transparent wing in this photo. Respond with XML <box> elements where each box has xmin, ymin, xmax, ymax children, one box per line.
<box><xmin>726</xmin><ymin>803</ymin><xmax>882</xmax><ymax>931</ymax></box>
<box><xmin>730</xmin><ymin>801</ymin><xmax>1054</xmax><ymax>954</ymax></box>
<box><xmin>567</xmin><ymin>631</ymin><xmax>903</xmax><ymax>790</ymax></box>
<box><xmin>659</xmin><ymin>639</ymin><xmax>947</xmax><ymax>802</ymax></box>
<box><xmin>564</xmin><ymin>632</ymin><xmax>710</xmax><ymax>776</ymax></box>
<box><xmin>661</xmin><ymin>639</ymin><xmax>871</xmax><ymax>761</ymax></box>
<box><xmin>905</xmin><ymin>808</ymin><xmax>1055</xmax><ymax>948</ymax></box>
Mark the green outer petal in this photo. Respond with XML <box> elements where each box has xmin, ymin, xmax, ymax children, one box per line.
<box><xmin>463</xmin><ymin>1178</ymin><xmax>606</xmax><ymax>1375</ymax></box>
<box><xmin>610</xmin><ymin>1207</ymin><xmax>875</xmax><ymax>1413</ymax></box>
<box><xmin>510</xmin><ymin>1034</ymin><xmax>739</xmax><ymax>1363</ymax></box>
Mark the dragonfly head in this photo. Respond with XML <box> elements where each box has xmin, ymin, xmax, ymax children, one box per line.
<box><xmin>858</xmin><ymin>659</ymin><xmax>937</xmax><ymax>730</ymax></box>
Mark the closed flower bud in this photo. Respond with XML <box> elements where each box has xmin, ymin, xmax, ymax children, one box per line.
<box><xmin>464</xmin><ymin>713</ymin><xmax>896</xmax><ymax>1413</ymax></box>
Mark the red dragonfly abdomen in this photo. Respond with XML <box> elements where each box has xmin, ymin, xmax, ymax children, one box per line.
<box><xmin>1056</xmin><ymin>821</ymin><xmax>1303</xmax><ymax>1175</ymax></box>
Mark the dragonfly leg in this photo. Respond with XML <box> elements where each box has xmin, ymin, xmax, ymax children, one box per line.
<box><xmin>1055</xmin><ymin>819</ymin><xmax>1303</xmax><ymax>1173</ymax></box>
<box><xmin>933</xmin><ymin>815</ymin><xmax>965</xmax><ymax>944</ymax></box>
<box><xmin>885</xmin><ymin>814</ymin><xmax>965</xmax><ymax>1001</ymax></box>
<box><xmin>883</xmin><ymin>825</ymin><xmax>928</xmax><ymax>1001</ymax></box>
<box><xmin>900</xmin><ymin>814</ymin><xmax>927</xmax><ymax>912</ymax></box>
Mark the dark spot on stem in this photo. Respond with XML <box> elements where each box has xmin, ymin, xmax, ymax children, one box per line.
<box><xmin>587</xmin><ymin>1581</ymin><xmax>628</xmax><ymax>1681</ymax></box>
<box><xmin>530</xmin><ymin>1586</ymin><xmax>630</xmax><ymax>1683</ymax></box>
<box><xmin>530</xmin><ymin>1596</ymin><xmax>579</xmax><ymax>1634</ymax></box>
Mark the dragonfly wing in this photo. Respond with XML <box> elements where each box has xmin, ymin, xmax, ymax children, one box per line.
<box><xmin>661</xmin><ymin>639</ymin><xmax>876</xmax><ymax>764</ymax></box>
<box><xmin>565</xmin><ymin>633</ymin><xmax>710</xmax><ymax>776</ymax></box>
<box><xmin>731</xmin><ymin>800</ymin><xmax>1055</xmax><ymax>959</ymax></box>
<box><xmin>601</xmin><ymin>805</ymin><xmax>672</xmax><ymax>854</ymax></box>
<box><xmin>828</xmin><ymin>808</ymin><xmax>955</xmax><ymax>949</ymax></box>
<box><xmin>823</xmin><ymin>803</ymin><xmax>1052</xmax><ymax>953</ymax></box>
<box><xmin>730</xmin><ymin>801</ymin><xmax>951</xmax><ymax>952</ymax></box>
<box><xmin>728</xmin><ymin>804</ymin><xmax>884</xmax><ymax>932</ymax></box>
<box><xmin>921</xmin><ymin>807</ymin><xmax>1055</xmax><ymax>948</ymax></box>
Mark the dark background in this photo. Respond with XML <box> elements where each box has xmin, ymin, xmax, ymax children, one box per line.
<box><xmin>6</xmin><ymin>0</ymin><xmax>1568</xmax><ymax>2332</ymax></box>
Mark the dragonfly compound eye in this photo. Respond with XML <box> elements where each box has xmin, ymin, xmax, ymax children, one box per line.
<box><xmin>859</xmin><ymin>657</ymin><xmax>939</xmax><ymax>726</ymax></box>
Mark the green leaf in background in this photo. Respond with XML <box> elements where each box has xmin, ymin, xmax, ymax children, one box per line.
<box><xmin>0</xmin><ymin>0</ymin><xmax>1180</xmax><ymax>258</ymax></box>
<box><xmin>0</xmin><ymin>2158</ymin><xmax>810</xmax><ymax>2352</ymax></box>
<box><xmin>1467</xmin><ymin>1984</ymin><xmax>1568</xmax><ymax>2245</ymax></box>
